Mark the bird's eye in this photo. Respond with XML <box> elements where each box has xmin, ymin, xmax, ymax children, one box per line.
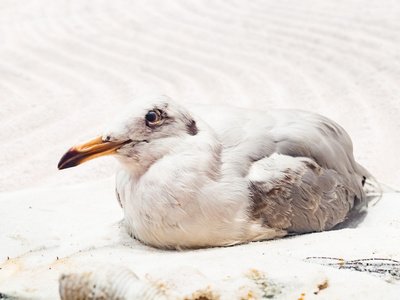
<box><xmin>145</xmin><ymin>110</ymin><xmax>161</xmax><ymax>124</ymax></box>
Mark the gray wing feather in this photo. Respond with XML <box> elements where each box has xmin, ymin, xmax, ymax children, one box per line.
<box><xmin>243</xmin><ymin>110</ymin><xmax>369</xmax><ymax>232</ymax></box>
<box><xmin>247</xmin><ymin>153</ymin><xmax>357</xmax><ymax>232</ymax></box>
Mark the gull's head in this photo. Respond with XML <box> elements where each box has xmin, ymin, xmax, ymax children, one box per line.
<box><xmin>58</xmin><ymin>95</ymin><xmax>198</xmax><ymax>172</ymax></box>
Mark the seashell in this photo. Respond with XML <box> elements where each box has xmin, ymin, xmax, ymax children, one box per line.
<box><xmin>59</xmin><ymin>264</ymin><xmax>167</xmax><ymax>300</ymax></box>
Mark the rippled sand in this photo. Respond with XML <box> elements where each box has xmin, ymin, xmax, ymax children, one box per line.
<box><xmin>1</xmin><ymin>1</ymin><xmax>400</xmax><ymax>299</ymax></box>
<box><xmin>1</xmin><ymin>0</ymin><xmax>399</xmax><ymax>192</ymax></box>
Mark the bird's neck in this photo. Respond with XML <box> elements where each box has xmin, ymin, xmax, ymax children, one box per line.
<box><xmin>119</xmin><ymin>127</ymin><xmax>223</xmax><ymax>182</ymax></box>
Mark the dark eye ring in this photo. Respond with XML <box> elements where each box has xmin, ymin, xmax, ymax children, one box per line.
<box><xmin>145</xmin><ymin>110</ymin><xmax>161</xmax><ymax>123</ymax></box>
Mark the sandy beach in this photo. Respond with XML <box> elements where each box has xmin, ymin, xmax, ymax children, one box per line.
<box><xmin>1</xmin><ymin>0</ymin><xmax>400</xmax><ymax>299</ymax></box>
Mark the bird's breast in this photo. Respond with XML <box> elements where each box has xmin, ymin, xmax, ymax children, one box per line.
<box><xmin>114</xmin><ymin>166</ymin><xmax>269</xmax><ymax>249</ymax></box>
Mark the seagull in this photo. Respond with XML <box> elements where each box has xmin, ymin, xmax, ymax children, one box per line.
<box><xmin>58</xmin><ymin>95</ymin><xmax>375</xmax><ymax>249</ymax></box>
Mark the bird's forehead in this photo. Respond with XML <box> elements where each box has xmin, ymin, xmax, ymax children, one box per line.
<box><xmin>125</xmin><ymin>96</ymin><xmax>172</xmax><ymax>114</ymax></box>
<box><xmin>107</xmin><ymin>96</ymin><xmax>175</xmax><ymax>126</ymax></box>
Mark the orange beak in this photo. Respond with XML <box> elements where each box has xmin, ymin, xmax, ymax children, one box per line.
<box><xmin>58</xmin><ymin>136</ymin><xmax>129</xmax><ymax>170</ymax></box>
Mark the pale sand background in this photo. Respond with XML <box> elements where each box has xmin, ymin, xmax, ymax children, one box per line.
<box><xmin>1</xmin><ymin>0</ymin><xmax>400</xmax><ymax>299</ymax></box>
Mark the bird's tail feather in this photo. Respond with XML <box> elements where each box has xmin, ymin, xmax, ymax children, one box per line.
<box><xmin>363</xmin><ymin>177</ymin><xmax>382</xmax><ymax>207</ymax></box>
<box><xmin>356</xmin><ymin>163</ymin><xmax>383</xmax><ymax>206</ymax></box>
<box><xmin>362</xmin><ymin>171</ymin><xmax>399</xmax><ymax>206</ymax></box>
